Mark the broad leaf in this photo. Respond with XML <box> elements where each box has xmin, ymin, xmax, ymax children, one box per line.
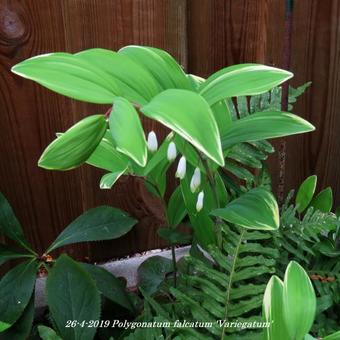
<box><xmin>12</xmin><ymin>53</ymin><xmax>119</xmax><ymax>104</ymax></box>
<box><xmin>76</xmin><ymin>48</ymin><xmax>161</xmax><ymax>103</ymax></box>
<box><xmin>39</xmin><ymin>115</ymin><xmax>107</xmax><ymax>170</ymax></box>
<box><xmin>81</xmin><ymin>263</ymin><xmax>134</xmax><ymax>312</ymax></box>
<box><xmin>0</xmin><ymin>193</ymin><xmax>31</xmax><ymax>251</ymax></box>
<box><xmin>38</xmin><ymin>325</ymin><xmax>62</xmax><ymax>340</ymax></box>
<box><xmin>283</xmin><ymin>261</ymin><xmax>316</xmax><ymax>340</ymax></box>
<box><xmin>109</xmin><ymin>97</ymin><xmax>147</xmax><ymax>166</ymax></box>
<box><xmin>86</xmin><ymin>131</ymin><xmax>129</xmax><ymax>173</ymax></box>
<box><xmin>138</xmin><ymin>256</ymin><xmax>173</xmax><ymax>294</ymax></box>
<box><xmin>199</xmin><ymin>64</ymin><xmax>292</xmax><ymax>105</ymax></box>
<box><xmin>309</xmin><ymin>187</ymin><xmax>333</xmax><ymax>213</ymax></box>
<box><xmin>157</xmin><ymin>228</ymin><xmax>191</xmax><ymax>245</ymax></box>
<box><xmin>263</xmin><ymin>276</ymin><xmax>289</xmax><ymax>340</ymax></box>
<box><xmin>295</xmin><ymin>175</ymin><xmax>317</xmax><ymax>213</ymax></box>
<box><xmin>0</xmin><ymin>296</ymin><xmax>34</xmax><ymax>340</ymax></box>
<box><xmin>47</xmin><ymin>206</ymin><xmax>137</xmax><ymax>252</ymax></box>
<box><xmin>100</xmin><ymin>170</ymin><xmax>127</xmax><ymax>189</ymax></box>
<box><xmin>46</xmin><ymin>255</ymin><xmax>100</xmax><ymax>340</ymax></box>
<box><xmin>119</xmin><ymin>46</ymin><xmax>192</xmax><ymax>90</ymax></box>
<box><xmin>211</xmin><ymin>187</ymin><xmax>279</xmax><ymax>230</ymax></box>
<box><xmin>167</xmin><ymin>186</ymin><xmax>187</xmax><ymax>228</ymax></box>
<box><xmin>141</xmin><ymin>89</ymin><xmax>224</xmax><ymax>166</ymax></box>
<box><xmin>0</xmin><ymin>244</ymin><xmax>32</xmax><ymax>266</ymax></box>
<box><xmin>221</xmin><ymin>112</ymin><xmax>315</xmax><ymax>150</ymax></box>
<box><xmin>0</xmin><ymin>260</ymin><xmax>37</xmax><ymax>332</ymax></box>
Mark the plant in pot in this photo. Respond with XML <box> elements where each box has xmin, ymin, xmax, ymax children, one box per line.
<box><xmin>0</xmin><ymin>45</ymin><xmax>337</xmax><ymax>339</ymax></box>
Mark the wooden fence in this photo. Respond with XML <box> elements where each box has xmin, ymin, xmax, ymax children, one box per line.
<box><xmin>0</xmin><ymin>0</ymin><xmax>339</xmax><ymax>263</ymax></box>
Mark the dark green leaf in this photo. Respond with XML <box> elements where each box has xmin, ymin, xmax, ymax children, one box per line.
<box><xmin>80</xmin><ymin>263</ymin><xmax>134</xmax><ymax>312</ymax></box>
<box><xmin>221</xmin><ymin>112</ymin><xmax>315</xmax><ymax>150</ymax></box>
<box><xmin>211</xmin><ymin>187</ymin><xmax>279</xmax><ymax>230</ymax></box>
<box><xmin>157</xmin><ymin>228</ymin><xmax>191</xmax><ymax>245</ymax></box>
<box><xmin>141</xmin><ymin>89</ymin><xmax>224</xmax><ymax>166</ymax></box>
<box><xmin>295</xmin><ymin>175</ymin><xmax>317</xmax><ymax>213</ymax></box>
<box><xmin>0</xmin><ymin>260</ymin><xmax>37</xmax><ymax>332</ymax></box>
<box><xmin>12</xmin><ymin>53</ymin><xmax>119</xmax><ymax>104</ymax></box>
<box><xmin>47</xmin><ymin>206</ymin><xmax>137</xmax><ymax>252</ymax></box>
<box><xmin>137</xmin><ymin>256</ymin><xmax>173</xmax><ymax>295</ymax></box>
<box><xmin>167</xmin><ymin>186</ymin><xmax>187</xmax><ymax>228</ymax></box>
<box><xmin>0</xmin><ymin>193</ymin><xmax>31</xmax><ymax>252</ymax></box>
<box><xmin>46</xmin><ymin>255</ymin><xmax>100</xmax><ymax>340</ymax></box>
<box><xmin>39</xmin><ymin>115</ymin><xmax>107</xmax><ymax>170</ymax></box>
<box><xmin>109</xmin><ymin>97</ymin><xmax>147</xmax><ymax>166</ymax></box>
<box><xmin>0</xmin><ymin>296</ymin><xmax>34</xmax><ymax>340</ymax></box>
<box><xmin>0</xmin><ymin>244</ymin><xmax>32</xmax><ymax>266</ymax></box>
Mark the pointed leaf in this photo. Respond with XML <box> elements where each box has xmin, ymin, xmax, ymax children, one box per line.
<box><xmin>39</xmin><ymin>115</ymin><xmax>107</xmax><ymax>170</ymax></box>
<box><xmin>199</xmin><ymin>64</ymin><xmax>292</xmax><ymax>105</ymax></box>
<box><xmin>211</xmin><ymin>187</ymin><xmax>279</xmax><ymax>230</ymax></box>
<box><xmin>0</xmin><ymin>244</ymin><xmax>32</xmax><ymax>266</ymax></box>
<box><xmin>263</xmin><ymin>276</ymin><xmax>289</xmax><ymax>340</ymax></box>
<box><xmin>76</xmin><ymin>48</ymin><xmax>161</xmax><ymax>103</ymax></box>
<box><xmin>309</xmin><ymin>187</ymin><xmax>333</xmax><ymax>213</ymax></box>
<box><xmin>119</xmin><ymin>46</ymin><xmax>192</xmax><ymax>90</ymax></box>
<box><xmin>38</xmin><ymin>325</ymin><xmax>62</xmax><ymax>340</ymax></box>
<box><xmin>0</xmin><ymin>193</ymin><xmax>31</xmax><ymax>251</ymax></box>
<box><xmin>167</xmin><ymin>186</ymin><xmax>187</xmax><ymax>228</ymax></box>
<box><xmin>47</xmin><ymin>206</ymin><xmax>137</xmax><ymax>252</ymax></box>
<box><xmin>46</xmin><ymin>255</ymin><xmax>100</xmax><ymax>340</ymax></box>
<box><xmin>141</xmin><ymin>89</ymin><xmax>224</xmax><ymax>166</ymax></box>
<box><xmin>283</xmin><ymin>261</ymin><xmax>316</xmax><ymax>340</ymax></box>
<box><xmin>323</xmin><ymin>331</ymin><xmax>340</xmax><ymax>340</ymax></box>
<box><xmin>221</xmin><ymin>112</ymin><xmax>315</xmax><ymax>150</ymax></box>
<box><xmin>0</xmin><ymin>260</ymin><xmax>37</xmax><ymax>332</ymax></box>
<box><xmin>109</xmin><ymin>97</ymin><xmax>147</xmax><ymax>166</ymax></box>
<box><xmin>80</xmin><ymin>263</ymin><xmax>134</xmax><ymax>312</ymax></box>
<box><xmin>12</xmin><ymin>53</ymin><xmax>120</xmax><ymax>104</ymax></box>
<box><xmin>100</xmin><ymin>169</ymin><xmax>127</xmax><ymax>189</ymax></box>
<box><xmin>295</xmin><ymin>175</ymin><xmax>317</xmax><ymax>213</ymax></box>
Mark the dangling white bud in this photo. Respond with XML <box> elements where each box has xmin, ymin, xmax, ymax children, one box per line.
<box><xmin>175</xmin><ymin>156</ymin><xmax>186</xmax><ymax>179</ymax></box>
<box><xmin>167</xmin><ymin>142</ymin><xmax>177</xmax><ymax>162</ymax></box>
<box><xmin>190</xmin><ymin>167</ymin><xmax>201</xmax><ymax>192</ymax></box>
<box><xmin>147</xmin><ymin>131</ymin><xmax>158</xmax><ymax>152</ymax></box>
<box><xmin>196</xmin><ymin>191</ymin><xmax>204</xmax><ymax>212</ymax></box>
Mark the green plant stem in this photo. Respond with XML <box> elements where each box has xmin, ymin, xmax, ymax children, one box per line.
<box><xmin>221</xmin><ymin>228</ymin><xmax>245</xmax><ymax>340</ymax></box>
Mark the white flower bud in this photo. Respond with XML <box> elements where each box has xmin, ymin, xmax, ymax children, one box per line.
<box><xmin>167</xmin><ymin>142</ymin><xmax>177</xmax><ymax>162</ymax></box>
<box><xmin>175</xmin><ymin>156</ymin><xmax>186</xmax><ymax>179</ymax></box>
<box><xmin>190</xmin><ymin>167</ymin><xmax>201</xmax><ymax>192</ymax></box>
<box><xmin>196</xmin><ymin>191</ymin><xmax>204</xmax><ymax>212</ymax></box>
<box><xmin>147</xmin><ymin>131</ymin><xmax>158</xmax><ymax>152</ymax></box>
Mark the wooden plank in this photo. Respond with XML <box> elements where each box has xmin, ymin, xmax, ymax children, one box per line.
<box><xmin>285</xmin><ymin>0</ymin><xmax>340</xmax><ymax>207</ymax></box>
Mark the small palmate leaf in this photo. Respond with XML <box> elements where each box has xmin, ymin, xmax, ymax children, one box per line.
<box><xmin>39</xmin><ymin>115</ymin><xmax>107</xmax><ymax>170</ymax></box>
<box><xmin>283</xmin><ymin>261</ymin><xmax>316</xmax><ymax>340</ymax></box>
<box><xmin>211</xmin><ymin>187</ymin><xmax>279</xmax><ymax>230</ymax></box>
<box><xmin>221</xmin><ymin>112</ymin><xmax>315</xmax><ymax>150</ymax></box>
<box><xmin>0</xmin><ymin>260</ymin><xmax>37</xmax><ymax>332</ymax></box>
<box><xmin>138</xmin><ymin>256</ymin><xmax>173</xmax><ymax>295</ymax></box>
<box><xmin>47</xmin><ymin>206</ymin><xmax>137</xmax><ymax>252</ymax></box>
<box><xmin>109</xmin><ymin>97</ymin><xmax>147</xmax><ymax>166</ymax></box>
<box><xmin>12</xmin><ymin>53</ymin><xmax>119</xmax><ymax>104</ymax></box>
<box><xmin>81</xmin><ymin>263</ymin><xmax>135</xmax><ymax>312</ymax></box>
<box><xmin>141</xmin><ymin>89</ymin><xmax>224</xmax><ymax>166</ymax></box>
<box><xmin>46</xmin><ymin>255</ymin><xmax>100</xmax><ymax>340</ymax></box>
<box><xmin>295</xmin><ymin>175</ymin><xmax>317</xmax><ymax>213</ymax></box>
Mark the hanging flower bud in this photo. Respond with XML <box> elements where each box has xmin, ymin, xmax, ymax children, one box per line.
<box><xmin>175</xmin><ymin>156</ymin><xmax>186</xmax><ymax>179</ymax></box>
<box><xmin>190</xmin><ymin>167</ymin><xmax>201</xmax><ymax>192</ymax></box>
<box><xmin>167</xmin><ymin>142</ymin><xmax>177</xmax><ymax>162</ymax></box>
<box><xmin>196</xmin><ymin>191</ymin><xmax>204</xmax><ymax>212</ymax></box>
<box><xmin>147</xmin><ymin>131</ymin><xmax>158</xmax><ymax>152</ymax></box>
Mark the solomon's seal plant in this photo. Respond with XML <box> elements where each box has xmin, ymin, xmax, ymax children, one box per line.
<box><xmin>1</xmin><ymin>45</ymin><xmax>337</xmax><ymax>339</ymax></box>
